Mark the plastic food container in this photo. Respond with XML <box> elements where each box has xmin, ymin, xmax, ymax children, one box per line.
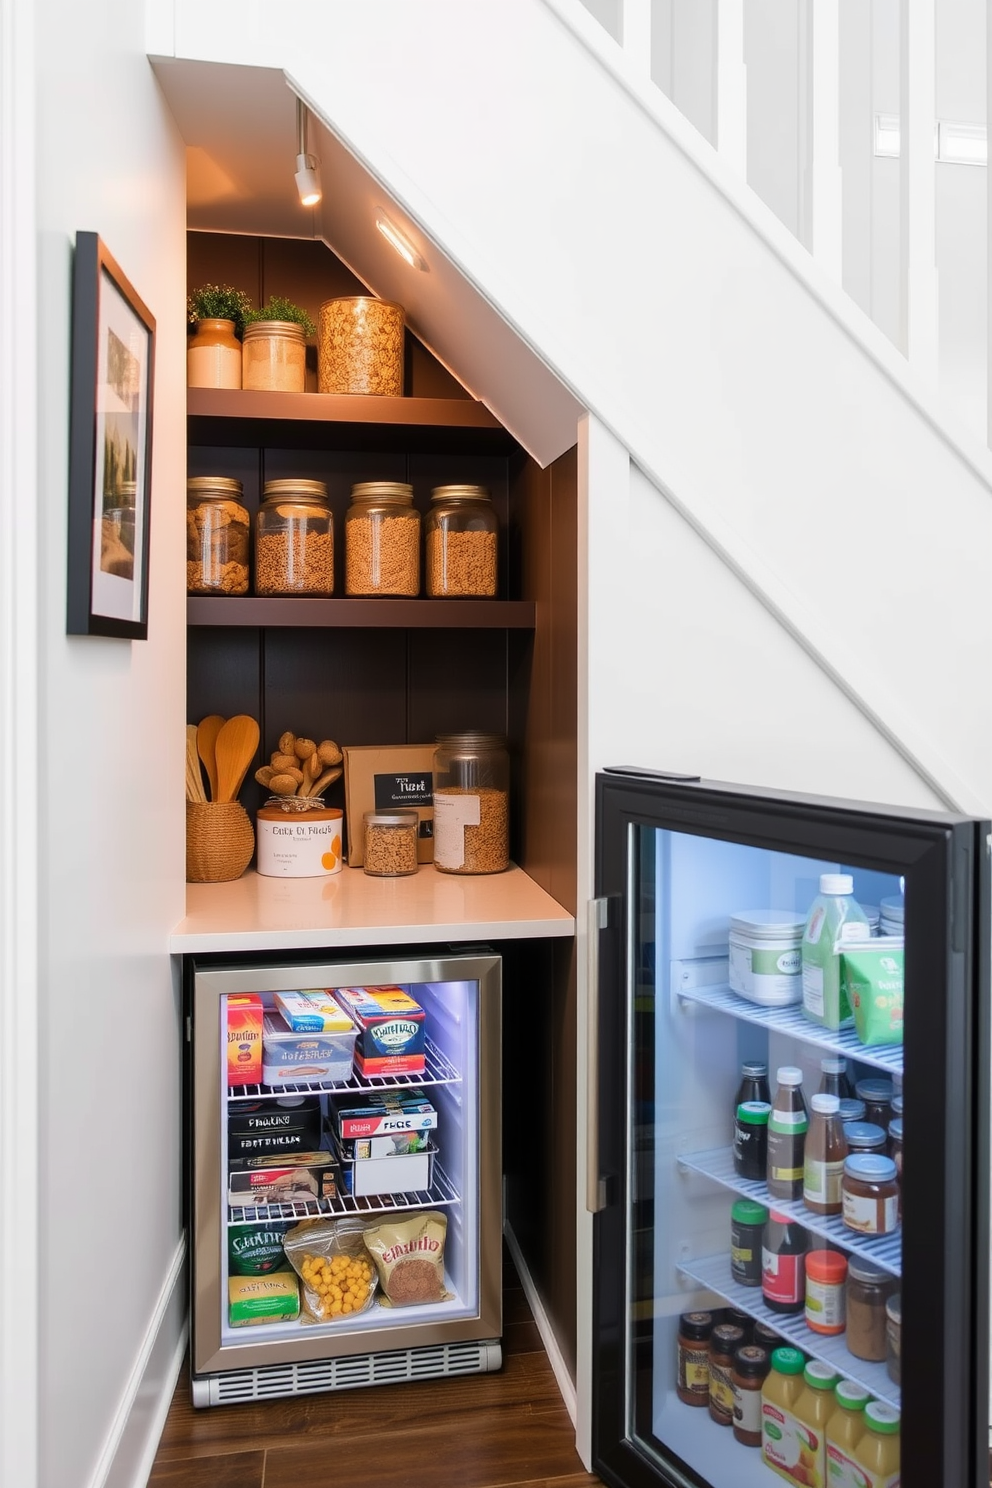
<box><xmin>261</xmin><ymin>1008</ymin><xmax>358</xmax><ymax>1087</ymax></box>
<box><xmin>333</xmin><ymin>1135</ymin><xmax>435</xmax><ymax>1197</ymax></box>
<box><xmin>728</xmin><ymin>910</ymin><xmax>805</xmax><ymax>1007</ymax></box>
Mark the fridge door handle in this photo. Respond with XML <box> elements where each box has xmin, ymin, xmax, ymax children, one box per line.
<box><xmin>587</xmin><ymin>896</ymin><xmax>610</xmax><ymax>1214</ymax></box>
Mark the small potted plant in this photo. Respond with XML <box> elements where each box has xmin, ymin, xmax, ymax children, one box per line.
<box><xmin>187</xmin><ymin>283</ymin><xmax>253</xmax><ymax>389</ymax></box>
<box><xmin>242</xmin><ymin>296</ymin><xmax>317</xmax><ymax>393</ymax></box>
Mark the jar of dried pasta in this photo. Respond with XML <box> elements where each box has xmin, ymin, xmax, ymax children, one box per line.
<box><xmin>362</xmin><ymin>809</ymin><xmax>419</xmax><ymax>877</ymax></box>
<box><xmin>255</xmin><ymin>479</ymin><xmax>334</xmax><ymax>596</ymax></box>
<box><xmin>344</xmin><ymin>482</ymin><xmax>420</xmax><ymax>596</ymax></box>
<box><xmin>186</xmin><ymin>476</ymin><xmax>250</xmax><ymax>595</ymax></box>
<box><xmin>424</xmin><ymin>486</ymin><xmax>498</xmax><ymax>597</ymax></box>
<box><xmin>432</xmin><ymin>732</ymin><xmax>509</xmax><ymax>874</ymax></box>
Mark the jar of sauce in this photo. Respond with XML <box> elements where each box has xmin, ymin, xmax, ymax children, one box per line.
<box><xmin>731</xmin><ymin>1199</ymin><xmax>768</xmax><ymax>1287</ymax></box>
<box><xmin>888</xmin><ymin>1115</ymin><xmax>903</xmax><ymax>1218</ymax></box>
<box><xmin>843</xmin><ymin>1121</ymin><xmax>887</xmax><ymax>1156</ymax></box>
<box><xmin>839</xmin><ymin>1097</ymin><xmax>866</xmax><ymax>1124</ymax></box>
<box><xmin>761</xmin><ymin>1210</ymin><xmax>807</xmax><ymax>1314</ymax></box>
<box><xmin>885</xmin><ymin>1293</ymin><xmax>901</xmax><ymax>1384</ymax></box>
<box><xmin>766</xmin><ymin>1066</ymin><xmax>808</xmax><ymax>1201</ymax></box>
<box><xmin>802</xmin><ymin>1093</ymin><xmax>847</xmax><ymax>1214</ymax></box>
<box><xmin>853</xmin><ymin>1401</ymin><xmax>901</xmax><ymax>1484</ymax></box>
<box><xmin>855</xmin><ymin>1077</ymin><xmax>894</xmax><ymax>1132</ymax></box>
<box><xmin>731</xmin><ymin>1345</ymin><xmax>770</xmax><ymax>1447</ymax></box>
<box><xmin>842</xmin><ymin>1154</ymin><xmax>900</xmax><ymax>1235</ymax></box>
<box><xmin>734</xmin><ymin>1101</ymin><xmax>771</xmax><ymax>1180</ymax></box>
<box><xmin>676</xmin><ymin>1311</ymin><xmax>713</xmax><ymax>1406</ymax></box>
<box><xmin>752</xmin><ymin>1320</ymin><xmax>784</xmax><ymax>1354</ymax></box>
<box><xmin>804</xmin><ymin>1248</ymin><xmax>847</xmax><ymax>1335</ymax></box>
<box><xmin>723</xmin><ymin>1306</ymin><xmax>754</xmax><ymax>1342</ymax></box>
<box><xmin>708</xmin><ymin>1323</ymin><xmax>745</xmax><ymax>1426</ymax></box>
<box><xmin>846</xmin><ymin>1258</ymin><xmax>894</xmax><ymax>1360</ymax></box>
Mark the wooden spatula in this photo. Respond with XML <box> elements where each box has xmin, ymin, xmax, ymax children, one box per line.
<box><xmin>214</xmin><ymin>714</ymin><xmax>260</xmax><ymax>803</ymax></box>
<box><xmin>196</xmin><ymin>714</ymin><xmax>226</xmax><ymax>802</ymax></box>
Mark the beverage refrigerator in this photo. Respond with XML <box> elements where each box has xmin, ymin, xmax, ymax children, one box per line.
<box><xmin>186</xmin><ymin>948</ymin><xmax>502</xmax><ymax>1407</ymax></box>
<box><xmin>589</xmin><ymin>768</ymin><xmax>990</xmax><ymax>1488</ymax></box>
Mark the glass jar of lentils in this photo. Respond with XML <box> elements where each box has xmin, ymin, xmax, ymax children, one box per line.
<box><xmin>344</xmin><ymin>481</ymin><xmax>420</xmax><ymax>596</ymax></box>
<box><xmin>432</xmin><ymin>732</ymin><xmax>509</xmax><ymax>874</ymax></box>
<box><xmin>424</xmin><ymin>485</ymin><xmax>498</xmax><ymax>597</ymax></box>
<box><xmin>254</xmin><ymin>479</ymin><xmax>334</xmax><ymax>596</ymax></box>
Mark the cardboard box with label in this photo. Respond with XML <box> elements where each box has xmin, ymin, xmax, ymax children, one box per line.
<box><xmin>342</xmin><ymin>744</ymin><xmax>435</xmax><ymax>866</ymax></box>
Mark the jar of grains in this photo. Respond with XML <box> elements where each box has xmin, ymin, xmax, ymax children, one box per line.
<box><xmin>432</xmin><ymin>732</ymin><xmax>510</xmax><ymax>874</ymax></box>
<box><xmin>344</xmin><ymin>482</ymin><xmax>420</xmax><ymax>596</ymax></box>
<box><xmin>424</xmin><ymin>486</ymin><xmax>499</xmax><ymax>597</ymax></box>
<box><xmin>186</xmin><ymin>476</ymin><xmax>250</xmax><ymax>594</ymax></box>
<box><xmin>242</xmin><ymin>320</ymin><xmax>307</xmax><ymax>393</ymax></box>
<box><xmin>255</xmin><ymin>479</ymin><xmax>334</xmax><ymax>596</ymax></box>
<box><xmin>362</xmin><ymin>809</ymin><xmax>419</xmax><ymax>877</ymax></box>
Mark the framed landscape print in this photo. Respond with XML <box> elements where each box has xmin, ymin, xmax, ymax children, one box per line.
<box><xmin>67</xmin><ymin>231</ymin><xmax>155</xmax><ymax>638</ymax></box>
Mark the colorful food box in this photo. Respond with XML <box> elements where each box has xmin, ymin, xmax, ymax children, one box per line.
<box><xmin>330</xmin><ymin>1090</ymin><xmax>438</xmax><ymax>1143</ymax></box>
<box><xmin>228</xmin><ymin>1270</ymin><xmax>300</xmax><ymax>1327</ymax></box>
<box><xmin>227</xmin><ymin>1094</ymin><xmax>323</xmax><ymax>1159</ymax></box>
<box><xmin>261</xmin><ymin>1008</ymin><xmax>358</xmax><ymax>1087</ymax></box>
<box><xmin>228</xmin><ymin>1149</ymin><xmax>340</xmax><ymax>1208</ymax></box>
<box><xmin>274</xmin><ymin>989</ymin><xmax>356</xmax><ymax>1034</ymax></box>
<box><xmin>332</xmin><ymin>985</ymin><xmax>426</xmax><ymax>1076</ymax></box>
<box><xmin>226</xmin><ymin>993</ymin><xmax>263</xmax><ymax>1088</ymax></box>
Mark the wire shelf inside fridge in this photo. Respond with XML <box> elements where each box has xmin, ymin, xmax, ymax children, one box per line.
<box><xmin>676</xmin><ymin>1145</ymin><xmax>902</xmax><ymax>1277</ymax></box>
<box><xmin>228</xmin><ymin>1158</ymin><xmax>460</xmax><ymax>1226</ymax></box>
<box><xmin>227</xmin><ymin>1035</ymin><xmax>461</xmax><ymax>1101</ymax></box>
<box><xmin>677</xmin><ymin>1253</ymin><xmax>900</xmax><ymax>1410</ymax></box>
<box><xmin>674</xmin><ymin>970</ymin><xmax>903</xmax><ymax>1076</ymax></box>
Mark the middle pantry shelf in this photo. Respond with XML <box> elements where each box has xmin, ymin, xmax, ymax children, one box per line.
<box><xmin>187</xmin><ymin>596</ymin><xmax>535</xmax><ymax>628</ymax></box>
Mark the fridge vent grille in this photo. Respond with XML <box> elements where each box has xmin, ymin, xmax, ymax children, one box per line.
<box><xmin>201</xmin><ymin>1340</ymin><xmax>501</xmax><ymax>1405</ymax></box>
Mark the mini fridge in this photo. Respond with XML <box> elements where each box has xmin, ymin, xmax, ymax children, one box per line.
<box><xmin>590</xmin><ymin>768</ymin><xmax>989</xmax><ymax>1488</ymax></box>
<box><xmin>186</xmin><ymin>948</ymin><xmax>501</xmax><ymax>1407</ymax></box>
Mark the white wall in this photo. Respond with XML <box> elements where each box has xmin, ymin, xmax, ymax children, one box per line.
<box><xmin>27</xmin><ymin>2</ymin><xmax>188</xmax><ymax>1485</ymax></box>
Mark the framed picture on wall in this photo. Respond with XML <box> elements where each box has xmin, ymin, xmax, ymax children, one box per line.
<box><xmin>66</xmin><ymin>231</ymin><xmax>156</xmax><ymax>639</ymax></box>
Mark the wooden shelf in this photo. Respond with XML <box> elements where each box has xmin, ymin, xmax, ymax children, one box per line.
<box><xmin>187</xmin><ymin>596</ymin><xmax>535</xmax><ymax>628</ymax></box>
<box><xmin>187</xmin><ymin>387</ymin><xmax>519</xmax><ymax>454</ymax></box>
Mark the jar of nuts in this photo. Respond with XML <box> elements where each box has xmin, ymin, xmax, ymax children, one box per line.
<box><xmin>432</xmin><ymin>732</ymin><xmax>510</xmax><ymax>874</ymax></box>
<box><xmin>424</xmin><ymin>486</ymin><xmax>498</xmax><ymax>597</ymax></box>
<box><xmin>186</xmin><ymin>476</ymin><xmax>250</xmax><ymax>595</ymax></box>
<box><xmin>344</xmin><ymin>482</ymin><xmax>420</xmax><ymax>596</ymax></box>
<box><xmin>362</xmin><ymin>809</ymin><xmax>419</xmax><ymax>877</ymax></box>
<box><xmin>255</xmin><ymin>479</ymin><xmax>334</xmax><ymax>596</ymax></box>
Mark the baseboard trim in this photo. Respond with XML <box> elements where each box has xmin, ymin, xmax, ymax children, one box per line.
<box><xmin>89</xmin><ymin>1234</ymin><xmax>188</xmax><ymax>1488</ymax></box>
<box><xmin>503</xmin><ymin>1221</ymin><xmax>577</xmax><ymax>1424</ymax></box>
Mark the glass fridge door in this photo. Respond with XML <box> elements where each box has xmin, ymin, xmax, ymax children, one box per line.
<box><xmin>592</xmin><ymin>772</ymin><xmax>989</xmax><ymax>1488</ymax></box>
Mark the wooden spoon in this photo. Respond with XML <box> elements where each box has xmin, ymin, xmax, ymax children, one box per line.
<box><xmin>185</xmin><ymin>724</ymin><xmax>207</xmax><ymax>803</ymax></box>
<box><xmin>196</xmin><ymin>714</ymin><xmax>226</xmax><ymax>802</ymax></box>
<box><xmin>214</xmin><ymin>714</ymin><xmax>260</xmax><ymax>803</ymax></box>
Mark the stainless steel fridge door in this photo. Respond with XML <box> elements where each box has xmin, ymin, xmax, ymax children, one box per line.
<box><xmin>591</xmin><ymin>771</ymin><xmax>989</xmax><ymax>1488</ymax></box>
<box><xmin>189</xmin><ymin>950</ymin><xmax>502</xmax><ymax>1379</ymax></box>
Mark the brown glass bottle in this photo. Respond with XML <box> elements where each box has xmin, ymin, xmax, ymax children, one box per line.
<box><xmin>732</xmin><ymin>1345</ymin><xmax>770</xmax><ymax>1446</ymax></box>
<box><xmin>802</xmin><ymin>1093</ymin><xmax>848</xmax><ymax>1215</ymax></box>
<box><xmin>766</xmin><ymin>1066</ymin><xmax>808</xmax><ymax>1200</ymax></box>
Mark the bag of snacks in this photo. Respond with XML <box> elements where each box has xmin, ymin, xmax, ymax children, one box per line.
<box><xmin>840</xmin><ymin>939</ymin><xmax>904</xmax><ymax>1047</ymax></box>
<box><xmin>362</xmin><ymin>1210</ymin><xmax>451</xmax><ymax>1307</ymax></box>
<box><xmin>282</xmin><ymin>1216</ymin><xmax>377</xmax><ymax>1324</ymax></box>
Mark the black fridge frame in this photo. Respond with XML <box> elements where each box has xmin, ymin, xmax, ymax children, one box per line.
<box><xmin>591</xmin><ymin>769</ymin><xmax>990</xmax><ymax>1488</ymax></box>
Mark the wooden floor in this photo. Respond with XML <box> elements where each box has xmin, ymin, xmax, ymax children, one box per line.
<box><xmin>149</xmin><ymin>1250</ymin><xmax>602</xmax><ymax>1488</ymax></box>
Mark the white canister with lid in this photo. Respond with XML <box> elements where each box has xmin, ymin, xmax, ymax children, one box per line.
<box><xmin>256</xmin><ymin>798</ymin><xmax>343</xmax><ymax>878</ymax></box>
<box><xmin>728</xmin><ymin>910</ymin><xmax>806</xmax><ymax>1007</ymax></box>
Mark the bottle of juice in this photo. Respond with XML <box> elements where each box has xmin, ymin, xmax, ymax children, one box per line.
<box><xmin>852</xmin><ymin>1400</ymin><xmax>900</xmax><ymax>1486</ymax></box>
<box><xmin>791</xmin><ymin>1362</ymin><xmax>840</xmax><ymax>1488</ymax></box>
<box><xmin>801</xmin><ymin>874</ymin><xmax>869</xmax><ymax>1028</ymax></box>
<box><xmin>825</xmin><ymin>1380</ymin><xmax>871</xmax><ymax>1488</ymax></box>
<box><xmin>761</xmin><ymin>1347</ymin><xmax>807</xmax><ymax>1482</ymax></box>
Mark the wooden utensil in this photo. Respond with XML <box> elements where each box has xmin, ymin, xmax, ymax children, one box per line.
<box><xmin>196</xmin><ymin>714</ymin><xmax>226</xmax><ymax>802</ymax></box>
<box><xmin>214</xmin><ymin>714</ymin><xmax>260</xmax><ymax>803</ymax></box>
<box><xmin>185</xmin><ymin>724</ymin><xmax>207</xmax><ymax>803</ymax></box>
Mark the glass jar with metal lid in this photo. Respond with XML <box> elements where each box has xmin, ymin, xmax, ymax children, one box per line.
<box><xmin>432</xmin><ymin>732</ymin><xmax>509</xmax><ymax>874</ymax></box>
<box><xmin>424</xmin><ymin>485</ymin><xmax>498</xmax><ymax>597</ymax></box>
<box><xmin>344</xmin><ymin>481</ymin><xmax>420</xmax><ymax>596</ymax></box>
<box><xmin>242</xmin><ymin>320</ymin><xmax>307</xmax><ymax>393</ymax></box>
<box><xmin>186</xmin><ymin>476</ymin><xmax>250</xmax><ymax>594</ymax></box>
<box><xmin>362</xmin><ymin>809</ymin><xmax>419</xmax><ymax>877</ymax></box>
<box><xmin>254</xmin><ymin>479</ymin><xmax>334</xmax><ymax>595</ymax></box>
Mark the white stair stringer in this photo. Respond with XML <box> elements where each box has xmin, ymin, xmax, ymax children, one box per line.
<box><xmin>152</xmin><ymin>0</ymin><xmax>992</xmax><ymax>813</ymax></box>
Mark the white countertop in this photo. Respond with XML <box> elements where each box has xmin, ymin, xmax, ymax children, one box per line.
<box><xmin>171</xmin><ymin>863</ymin><xmax>575</xmax><ymax>953</ymax></box>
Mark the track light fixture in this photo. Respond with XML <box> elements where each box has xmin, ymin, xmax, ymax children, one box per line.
<box><xmin>294</xmin><ymin>98</ymin><xmax>322</xmax><ymax>208</ymax></box>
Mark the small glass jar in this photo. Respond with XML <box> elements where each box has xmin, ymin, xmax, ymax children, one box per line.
<box><xmin>432</xmin><ymin>732</ymin><xmax>509</xmax><ymax>875</ymax></box>
<box><xmin>255</xmin><ymin>479</ymin><xmax>334</xmax><ymax>595</ymax></box>
<box><xmin>344</xmin><ymin>482</ymin><xmax>420</xmax><ymax>596</ymax></box>
<box><xmin>362</xmin><ymin>809</ymin><xmax>419</xmax><ymax>876</ymax></box>
<box><xmin>424</xmin><ymin>485</ymin><xmax>499</xmax><ymax>597</ymax></box>
<box><xmin>186</xmin><ymin>476</ymin><xmax>250</xmax><ymax>594</ymax></box>
<box><xmin>187</xmin><ymin>318</ymin><xmax>241</xmax><ymax>389</ymax></box>
<box><xmin>242</xmin><ymin>320</ymin><xmax>307</xmax><ymax>393</ymax></box>
<box><xmin>841</xmin><ymin>1153</ymin><xmax>900</xmax><ymax>1236</ymax></box>
<box><xmin>846</xmin><ymin>1259</ymin><xmax>893</xmax><ymax>1361</ymax></box>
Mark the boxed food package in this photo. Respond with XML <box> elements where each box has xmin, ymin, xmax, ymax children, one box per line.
<box><xmin>332</xmin><ymin>985</ymin><xmax>426</xmax><ymax>1076</ymax></box>
<box><xmin>274</xmin><ymin>989</ymin><xmax>355</xmax><ymax>1034</ymax></box>
<box><xmin>329</xmin><ymin>1090</ymin><xmax>438</xmax><ymax>1144</ymax></box>
<box><xmin>227</xmin><ymin>1094</ymin><xmax>323</xmax><ymax>1159</ymax></box>
<box><xmin>228</xmin><ymin>1270</ymin><xmax>300</xmax><ymax>1327</ymax></box>
<box><xmin>226</xmin><ymin>993</ymin><xmax>263</xmax><ymax>1087</ymax></box>
<box><xmin>228</xmin><ymin>1149</ymin><xmax>340</xmax><ymax>1207</ymax></box>
<box><xmin>334</xmin><ymin>1136</ymin><xmax>435</xmax><ymax>1197</ymax></box>
<box><xmin>261</xmin><ymin>1008</ymin><xmax>358</xmax><ymax>1087</ymax></box>
<box><xmin>342</xmin><ymin>744</ymin><xmax>435</xmax><ymax>866</ymax></box>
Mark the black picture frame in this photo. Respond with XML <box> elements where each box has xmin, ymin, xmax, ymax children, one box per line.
<box><xmin>67</xmin><ymin>231</ymin><xmax>155</xmax><ymax>639</ymax></box>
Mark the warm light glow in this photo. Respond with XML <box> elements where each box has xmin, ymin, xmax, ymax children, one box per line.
<box><xmin>295</xmin><ymin>153</ymin><xmax>322</xmax><ymax>207</ymax></box>
<box><xmin>375</xmin><ymin>212</ymin><xmax>427</xmax><ymax>271</ymax></box>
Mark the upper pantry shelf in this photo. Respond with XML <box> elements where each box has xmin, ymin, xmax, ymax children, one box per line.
<box><xmin>186</xmin><ymin>388</ymin><xmax>519</xmax><ymax>454</ymax></box>
<box><xmin>186</xmin><ymin>597</ymin><xmax>536</xmax><ymax>629</ymax></box>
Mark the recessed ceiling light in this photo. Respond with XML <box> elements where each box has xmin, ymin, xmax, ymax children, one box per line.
<box><xmin>375</xmin><ymin>211</ymin><xmax>428</xmax><ymax>272</ymax></box>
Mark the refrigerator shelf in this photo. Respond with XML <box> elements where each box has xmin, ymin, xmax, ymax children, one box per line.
<box><xmin>226</xmin><ymin>1035</ymin><xmax>461</xmax><ymax>1101</ymax></box>
<box><xmin>677</xmin><ymin>1253</ymin><xmax>900</xmax><ymax>1410</ymax></box>
<box><xmin>674</xmin><ymin>975</ymin><xmax>903</xmax><ymax>1076</ymax></box>
<box><xmin>227</xmin><ymin>1157</ymin><xmax>460</xmax><ymax>1225</ymax></box>
<box><xmin>676</xmin><ymin>1145</ymin><xmax>902</xmax><ymax>1276</ymax></box>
